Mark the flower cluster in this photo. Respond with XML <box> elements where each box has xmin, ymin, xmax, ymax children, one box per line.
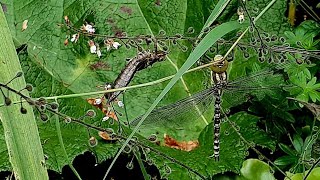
<box><xmin>63</xmin><ymin>16</ymin><xmax>121</xmax><ymax>58</ymax></box>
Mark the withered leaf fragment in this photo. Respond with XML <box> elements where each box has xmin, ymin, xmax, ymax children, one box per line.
<box><xmin>163</xmin><ymin>134</ymin><xmax>199</xmax><ymax>152</ymax></box>
<box><xmin>87</xmin><ymin>98</ymin><xmax>118</xmax><ymax>121</ymax></box>
<box><xmin>22</xmin><ymin>20</ymin><xmax>28</xmax><ymax>31</ymax></box>
<box><xmin>98</xmin><ymin>131</ymin><xmax>118</xmax><ymax>141</ymax></box>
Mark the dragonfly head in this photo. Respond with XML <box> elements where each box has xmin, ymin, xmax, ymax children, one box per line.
<box><xmin>210</xmin><ymin>54</ymin><xmax>228</xmax><ymax>74</ymax></box>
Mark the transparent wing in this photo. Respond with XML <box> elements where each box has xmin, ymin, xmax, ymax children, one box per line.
<box><xmin>130</xmin><ymin>66</ymin><xmax>288</xmax><ymax>135</ymax></box>
<box><xmin>130</xmin><ymin>87</ymin><xmax>215</xmax><ymax>129</ymax></box>
<box><xmin>223</xmin><ymin>68</ymin><xmax>286</xmax><ymax>108</ymax></box>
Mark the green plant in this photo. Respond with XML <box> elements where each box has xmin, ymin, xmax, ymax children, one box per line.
<box><xmin>0</xmin><ymin>0</ymin><xmax>320</xmax><ymax>179</ymax></box>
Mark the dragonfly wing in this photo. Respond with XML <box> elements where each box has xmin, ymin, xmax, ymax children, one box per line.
<box><xmin>223</xmin><ymin>69</ymin><xmax>286</xmax><ymax>108</ymax></box>
<box><xmin>130</xmin><ymin>88</ymin><xmax>215</xmax><ymax>139</ymax></box>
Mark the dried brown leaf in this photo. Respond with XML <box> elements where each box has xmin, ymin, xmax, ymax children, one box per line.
<box><xmin>163</xmin><ymin>134</ymin><xmax>199</xmax><ymax>152</ymax></box>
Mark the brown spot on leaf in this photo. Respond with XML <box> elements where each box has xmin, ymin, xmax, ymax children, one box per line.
<box><xmin>1</xmin><ymin>3</ymin><xmax>7</xmax><ymax>12</ymax></box>
<box><xmin>64</xmin><ymin>38</ymin><xmax>69</xmax><ymax>46</ymax></box>
<box><xmin>87</xmin><ymin>98</ymin><xmax>118</xmax><ymax>121</ymax></box>
<box><xmin>106</xmin><ymin>18</ymin><xmax>115</xmax><ymax>24</ymax></box>
<box><xmin>113</xmin><ymin>27</ymin><xmax>125</xmax><ymax>37</ymax></box>
<box><xmin>106</xmin><ymin>111</ymin><xmax>118</xmax><ymax>121</ymax></box>
<box><xmin>155</xmin><ymin>0</ymin><xmax>161</xmax><ymax>6</ymax></box>
<box><xmin>163</xmin><ymin>134</ymin><xmax>199</xmax><ymax>152</ymax></box>
<box><xmin>120</xmin><ymin>6</ymin><xmax>132</xmax><ymax>15</ymax></box>
<box><xmin>90</xmin><ymin>61</ymin><xmax>110</xmax><ymax>71</ymax></box>
<box><xmin>105</xmin><ymin>18</ymin><xmax>125</xmax><ymax>37</ymax></box>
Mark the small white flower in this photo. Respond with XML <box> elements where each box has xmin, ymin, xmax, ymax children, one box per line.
<box><xmin>105</xmin><ymin>84</ymin><xmax>112</xmax><ymax>90</ymax></box>
<box><xmin>117</xmin><ymin>101</ymin><xmax>124</xmax><ymax>108</ymax></box>
<box><xmin>102</xmin><ymin>116</ymin><xmax>109</xmax><ymax>121</ymax></box>
<box><xmin>88</xmin><ymin>40</ymin><xmax>97</xmax><ymax>54</ymax></box>
<box><xmin>83</xmin><ymin>24</ymin><xmax>95</xmax><ymax>33</ymax></box>
<box><xmin>113</xmin><ymin>42</ymin><xmax>121</xmax><ymax>49</ymax></box>
<box><xmin>97</xmin><ymin>48</ymin><xmax>102</xmax><ymax>58</ymax></box>
<box><xmin>90</xmin><ymin>45</ymin><xmax>97</xmax><ymax>53</ymax></box>
<box><xmin>106</xmin><ymin>44</ymin><xmax>111</xmax><ymax>51</ymax></box>
<box><xmin>70</xmin><ymin>34</ymin><xmax>79</xmax><ymax>43</ymax></box>
<box><xmin>94</xmin><ymin>98</ymin><xmax>102</xmax><ymax>105</ymax></box>
<box><xmin>104</xmin><ymin>39</ymin><xmax>121</xmax><ymax>51</ymax></box>
<box><xmin>238</xmin><ymin>14</ymin><xmax>245</xmax><ymax>23</ymax></box>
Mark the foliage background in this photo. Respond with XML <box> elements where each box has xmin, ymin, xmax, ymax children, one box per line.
<box><xmin>0</xmin><ymin>0</ymin><xmax>320</xmax><ymax>179</ymax></box>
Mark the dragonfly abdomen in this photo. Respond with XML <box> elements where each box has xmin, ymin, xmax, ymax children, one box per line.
<box><xmin>213</xmin><ymin>88</ymin><xmax>222</xmax><ymax>161</ymax></box>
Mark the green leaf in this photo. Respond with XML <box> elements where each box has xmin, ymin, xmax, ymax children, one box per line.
<box><xmin>284</xmin><ymin>21</ymin><xmax>320</xmax><ymax>50</ymax></box>
<box><xmin>0</xmin><ymin>0</ymin><xmax>301</xmax><ymax>179</ymax></box>
<box><xmin>240</xmin><ymin>159</ymin><xmax>275</xmax><ymax>180</ymax></box>
<box><xmin>284</xmin><ymin>53</ymin><xmax>314</xmax><ymax>81</ymax></box>
<box><xmin>274</xmin><ymin>155</ymin><xmax>297</xmax><ymax>166</ymax></box>
<box><xmin>279</xmin><ymin>143</ymin><xmax>296</xmax><ymax>156</ymax></box>
<box><xmin>285</xmin><ymin>167</ymin><xmax>320</xmax><ymax>180</ymax></box>
<box><xmin>290</xmin><ymin>76</ymin><xmax>320</xmax><ymax>103</ymax></box>
<box><xmin>247</xmin><ymin>0</ymin><xmax>290</xmax><ymax>36</ymax></box>
<box><xmin>201</xmin><ymin>0</ymin><xmax>232</xmax><ymax>35</ymax></box>
<box><xmin>0</xmin><ymin>127</ymin><xmax>11</xmax><ymax>171</ymax></box>
<box><xmin>292</xmin><ymin>134</ymin><xmax>304</xmax><ymax>154</ymax></box>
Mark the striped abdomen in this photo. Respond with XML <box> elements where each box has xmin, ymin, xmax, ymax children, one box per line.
<box><xmin>213</xmin><ymin>86</ymin><xmax>222</xmax><ymax>161</ymax></box>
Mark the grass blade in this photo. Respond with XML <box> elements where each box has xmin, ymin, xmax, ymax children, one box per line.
<box><xmin>0</xmin><ymin>8</ymin><xmax>48</xmax><ymax>180</ymax></box>
<box><xmin>198</xmin><ymin>0</ymin><xmax>232</xmax><ymax>39</ymax></box>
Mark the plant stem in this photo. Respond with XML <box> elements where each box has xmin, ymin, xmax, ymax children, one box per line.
<box><xmin>54</xmin><ymin>99</ymin><xmax>82</xmax><ymax>180</ymax></box>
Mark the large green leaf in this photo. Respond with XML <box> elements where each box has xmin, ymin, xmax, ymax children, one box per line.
<box><xmin>239</xmin><ymin>159</ymin><xmax>275</xmax><ymax>180</ymax></box>
<box><xmin>0</xmin><ymin>0</ymin><xmax>292</xmax><ymax>178</ymax></box>
<box><xmin>248</xmin><ymin>0</ymin><xmax>290</xmax><ymax>36</ymax></box>
<box><xmin>0</xmin><ymin>0</ymin><xmax>214</xmax><ymax>174</ymax></box>
<box><xmin>285</xmin><ymin>167</ymin><xmax>320</xmax><ymax>180</ymax></box>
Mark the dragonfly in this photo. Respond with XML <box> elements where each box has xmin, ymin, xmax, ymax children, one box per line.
<box><xmin>129</xmin><ymin>55</ymin><xmax>289</xmax><ymax>161</ymax></box>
